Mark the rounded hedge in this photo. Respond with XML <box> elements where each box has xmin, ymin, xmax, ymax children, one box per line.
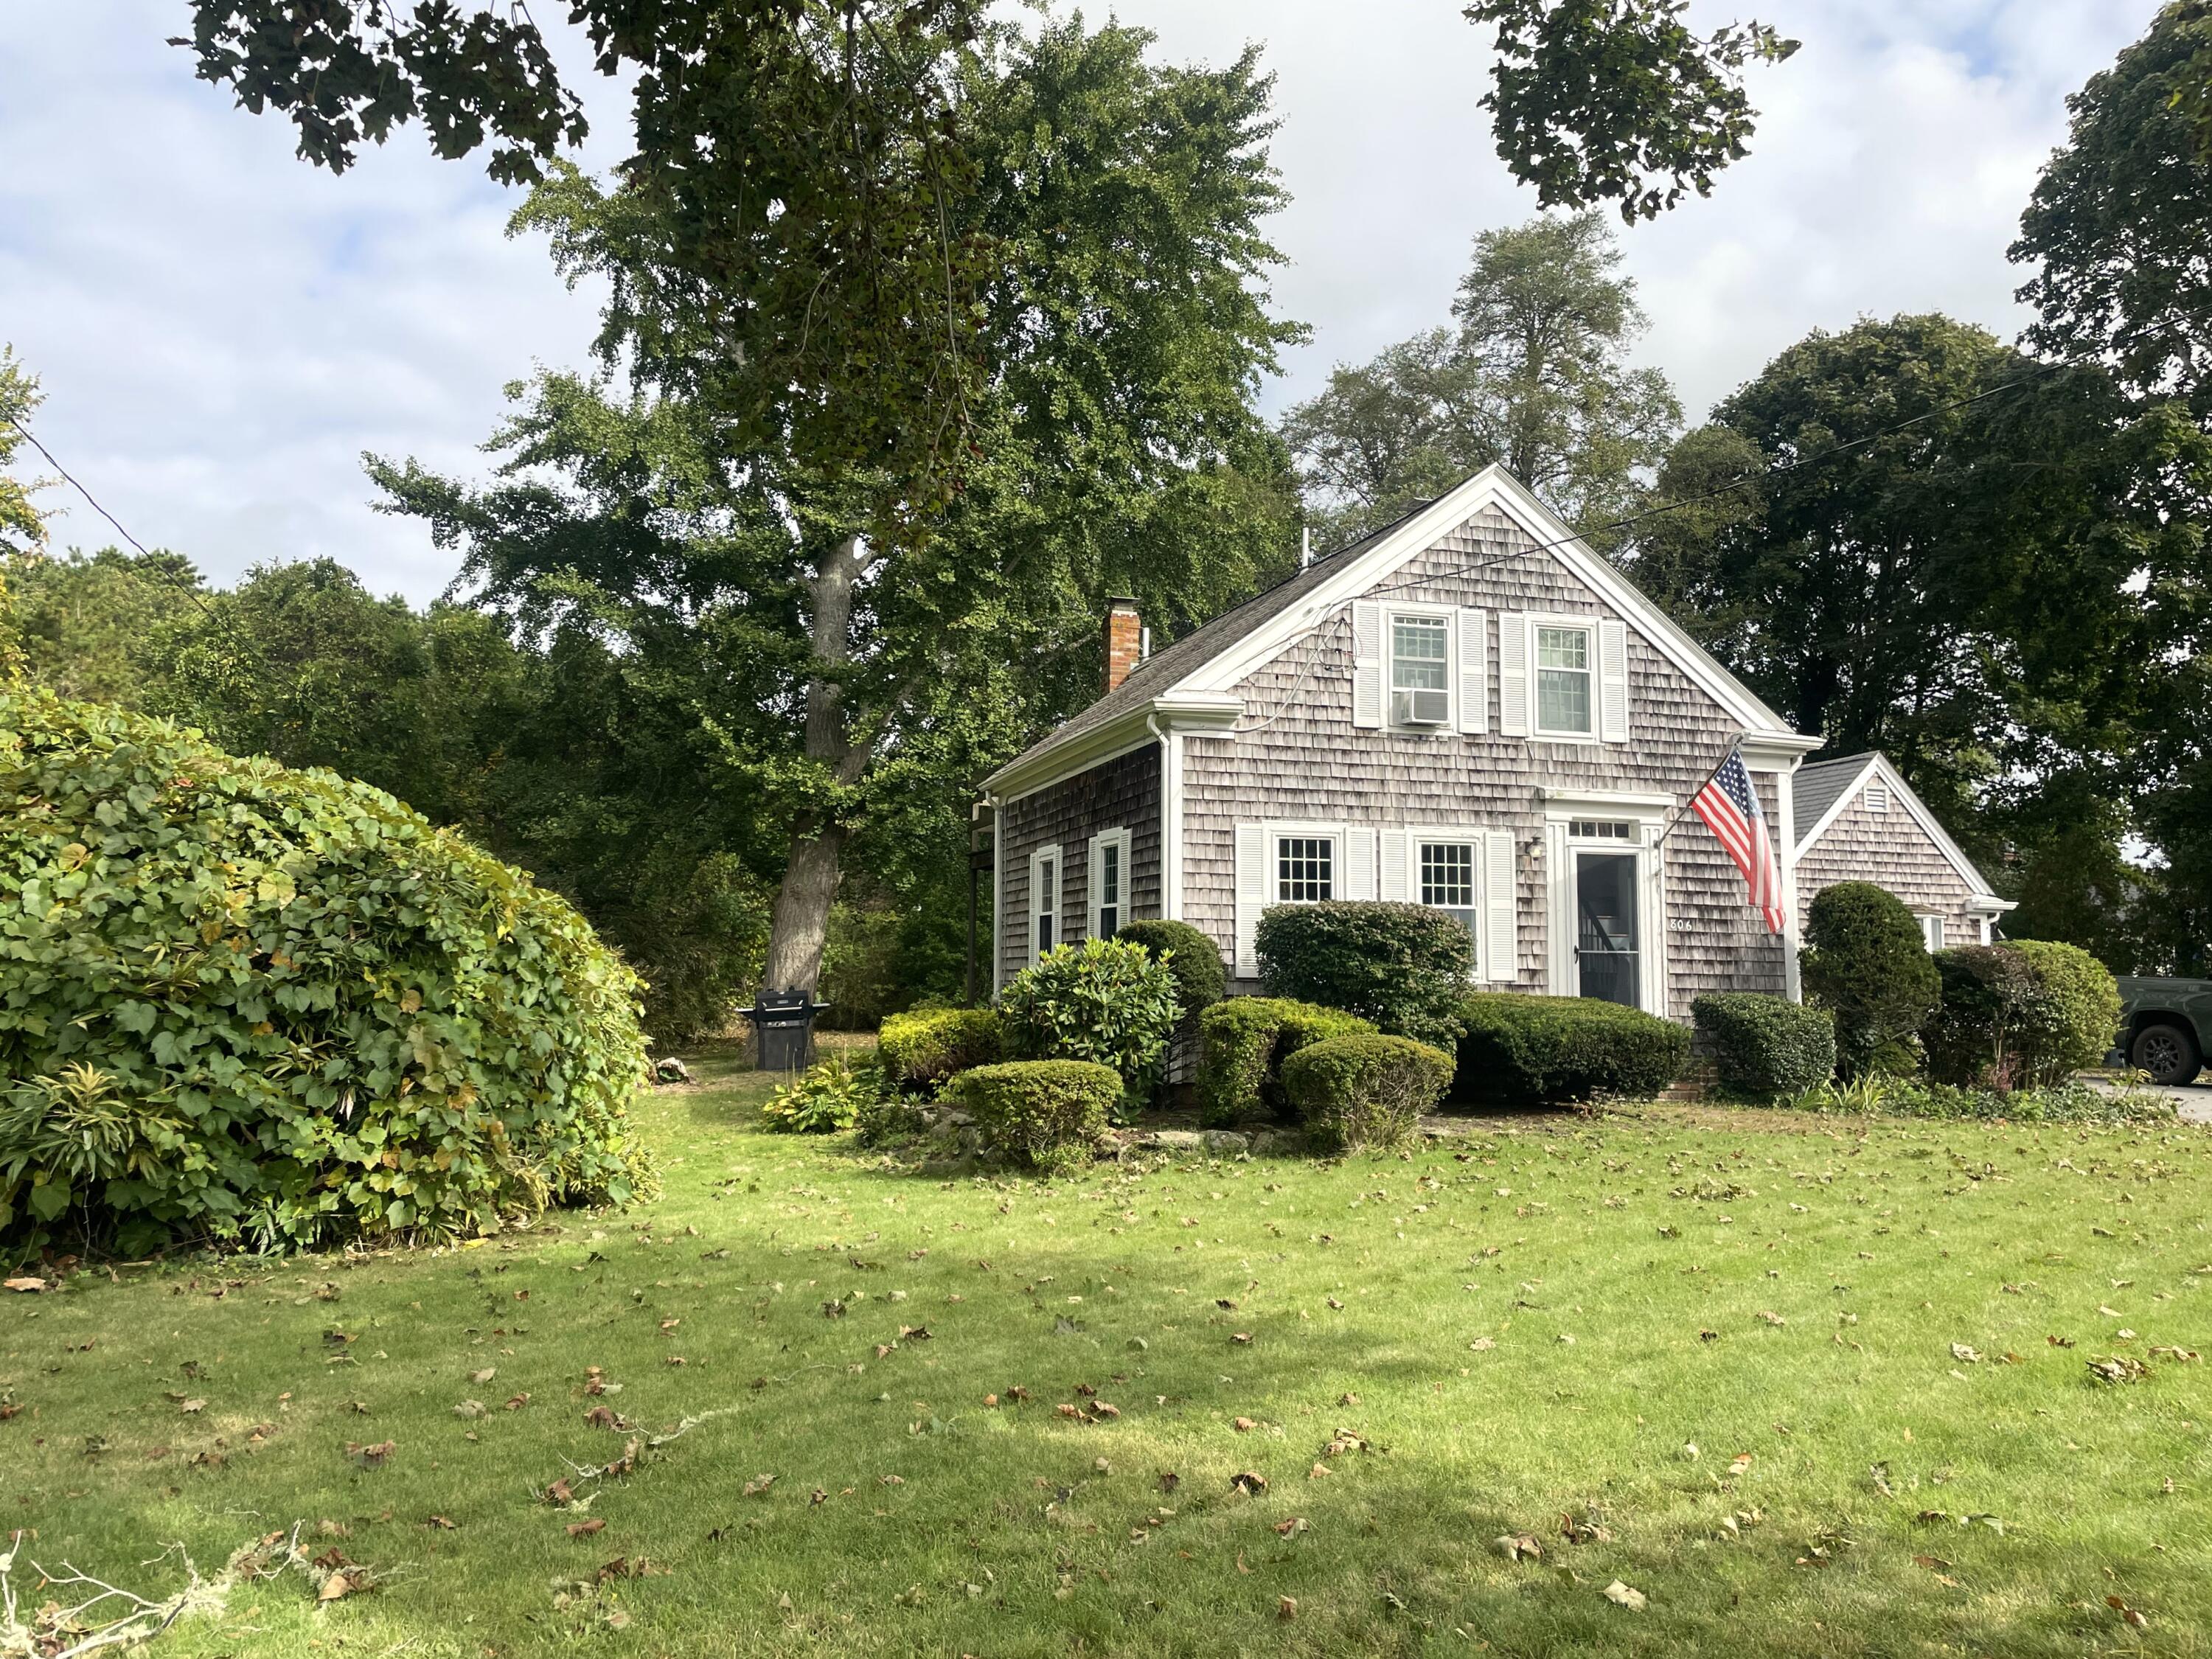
<box><xmin>877</xmin><ymin>1006</ymin><xmax>1003</xmax><ymax>1091</ymax></box>
<box><xmin>2007</xmin><ymin>939</ymin><xmax>2121</xmax><ymax>1085</ymax></box>
<box><xmin>1113</xmin><ymin>919</ymin><xmax>1226</xmax><ymax>1017</ymax></box>
<box><xmin>1691</xmin><ymin>992</ymin><xmax>1836</xmax><ymax>1098</ymax></box>
<box><xmin>1799</xmin><ymin>883</ymin><xmax>1940</xmax><ymax>1078</ymax></box>
<box><xmin>1280</xmin><ymin>1032</ymin><xmax>1454</xmax><ymax>1152</ymax></box>
<box><xmin>1454</xmin><ymin>993</ymin><xmax>1688</xmax><ymax>1105</ymax></box>
<box><xmin>1194</xmin><ymin>997</ymin><xmax>1374</xmax><ymax>1127</ymax></box>
<box><xmin>998</xmin><ymin>938</ymin><xmax>1181</xmax><ymax>1105</ymax></box>
<box><xmin>0</xmin><ymin>692</ymin><xmax>654</xmax><ymax>1253</ymax></box>
<box><xmin>1256</xmin><ymin>900</ymin><xmax>1470</xmax><ymax>1048</ymax></box>
<box><xmin>949</xmin><ymin>1060</ymin><xmax>1119</xmax><ymax>1175</ymax></box>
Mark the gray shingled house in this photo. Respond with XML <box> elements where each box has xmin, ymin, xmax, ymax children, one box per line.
<box><xmin>1792</xmin><ymin>751</ymin><xmax>2012</xmax><ymax>951</ymax></box>
<box><xmin>978</xmin><ymin>466</ymin><xmax>1842</xmax><ymax>1020</ymax></box>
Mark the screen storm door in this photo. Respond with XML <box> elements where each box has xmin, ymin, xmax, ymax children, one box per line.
<box><xmin>1574</xmin><ymin>850</ymin><xmax>1640</xmax><ymax>1008</ymax></box>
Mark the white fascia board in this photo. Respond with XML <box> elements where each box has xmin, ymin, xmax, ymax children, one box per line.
<box><xmin>1792</xmin><ymin>757</ymin><xmax>1882</xmax><ymax>851</ymax></box>
<box><xmin>1170</xmin><ymin>465</ymin><xmax>1804</xmax><ymax>743</ymax></box>
<box><xmin>981</xmin><ymin>694</ymin><xmax>1244</xmax><ymax>804</ymax></box>
<box><xmin>1540</xmin><ymin>785</ymin><xmax>1675</xmax><ymax>820</ymax></box>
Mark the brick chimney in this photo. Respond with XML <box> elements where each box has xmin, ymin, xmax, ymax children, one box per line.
<box><xmin>1103</xmin><ymin>597</ymin><xmax>1141</xmax><ymax>695</ymax></box>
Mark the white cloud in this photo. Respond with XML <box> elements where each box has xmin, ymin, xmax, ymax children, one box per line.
<box><xmin>0</xmin><ymin>0</ymin><xmax>2166</xmax><ymax>601</ymax></box>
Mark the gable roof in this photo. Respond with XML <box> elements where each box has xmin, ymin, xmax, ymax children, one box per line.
<box><xmin>983</xmin><ymin>465</ymin><xmax>1812</xmax><ymax>799</ymax></box>
<box><xmin>1793</xmin><ymin>749</ymin><xmax>2008</xmax><ymax>905</ymax></box>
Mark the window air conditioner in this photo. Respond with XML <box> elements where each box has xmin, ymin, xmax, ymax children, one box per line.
<box><xmin>1394</xmin><ymin>688</ymin><xmax>1450</xmax><ymax>726</ymax></box>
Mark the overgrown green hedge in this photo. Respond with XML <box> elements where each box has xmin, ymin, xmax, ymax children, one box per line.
<box><xmin>948</xmin><ymin>1060</ymin><xmax>1119</xmax><ymax>1175</ymax></box>
<box><xmin>1454</xmin><ymin>994</ymin><xmax>1688</xmax><ymax>1105</ymax></box>
<box><xmin>877</xmin><ymin>1006</ymin><xmax>1003</xmax><ymax>1091</ymax></box>
<box><xmin>0</xmin><ymin>692</ymin><xmax>653</xmax><ymax>1254</ymax></box>
<box><xmin>1280</xmin><ymin>1032</ymin><xmax>1454</xmax><ymax>1152</ymax></box>
<box><xmin>1113</xmin><ymin>918</ymin><xmax>1226</xmax><ymax>1017</ymax></box>
<box><xmin>1256</xmin><ymin>901</ymin><xmax>1470</xmax><ymax>1048</ymax></box>
<box><xmin>1692</xmin><ymin>992</ymin><xmax>1836</xmax><ymax>1097</ymax></box>
<box><xmin>1799</xmin><ymin>882</ymin><xmax>1940</xmax><ymax>1078</ymax></box>
<box><xmin>1924</xmin><ymin>940</ymin><xmax>2120</xmax><ymax>1088</ymax></box>
<box><xmin>1194</xmin><ymin>998</ymin><xmax>1375</xmax><ymax>1127</ymax></box>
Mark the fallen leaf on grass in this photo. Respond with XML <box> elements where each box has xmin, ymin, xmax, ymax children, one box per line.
<box><xmin>1950</xmin><ymin>1343</ymin><xmax>1982</xmax><ymax>1364</ymax></box>
<box><xmin>1230</xmin><ymin>1471</ymin><xmax>1268</xmax><ymax>1495</ymax></box>
<box><xmin>1278</xmin><ymin>1596</ymin><xmax>1297</xmax><ymax>1621</ymax></box>
<box><xmin>425</xmin><ymin>1514</ymin><xmax>456</xmax><ymax>1530</ymax></box>
<box><xmin>470</xmin><ymin>1367</ymin><xmax>496</xmax><ymax>1385</ymax></box>
<box><xmin>2109</xmin><ymin>1595</ymin><xmax>2149</xmax><ymax>1630</ymax></box>
<box><xmin>1756</xmin><ymin>1311</ymin><xmax>1787</xmax><ymax>1326</ymax></box>
<box><xmin>2047</xmin><ymin>1335</ymin><xmax>2076</xmax><ymax>1349</ymax></box>
<box><xmin>1493</xmin><ymin>1533</ymin><xmax>1543</xmax><ymax>1562</ymax></box>
<box><xmin>1233</xmin><ymin>1416</ymin><xmax>1257</xmax><ymax>1433</ymax></box>
<box><xmin>566</xmin><ymin>1517</ymin><xmax>607</xmax><ymax>1537</ymax></box>
<box><xmin>453</xmin><ymin>1400</ymin><xmax>487</xmax><ymax>1419</ymax></box>
<box><xmin>4</xmin><ymin>1277</ymin><xmax>48</xmax><ymax>1293</ymax></box>
<box><xmin>1726</xmin><ymin>1453</ymin><xmax>1753</xmax><ymax>1478</ymax></box>
<box><xmin>1273</xmin><ymin>1516</ymin><xmax>1309</xmax><ymax>1537</ymax></box>
<box><xmin>742</xmin><ymin>1474</ymin><xmax>776</xmax><ymax>1498</ymax></box>
<box><xmin>1560</xmin><ymin>1512</ymin><xmax>1613</xmax><ymax>1544</ymax></box>
<box><xmin>347</xmin><ymin>1439</ymin><xmax>395</xmax><ymax>1468</ymax></box>
<box><xmin>1602</xmin><ymin>1580</ymin><xmax>1646</xmax><ymax>1611</ymax></box>
<box><xmin>2087</xmin><ymin>1354</ymin><xmax>2149</xmax><ymax>1385</ymax></box>
<box><xmin>503</xmin><ymin>1393</ymin><xmax>530</xmax><ymax>1411</ymax></box>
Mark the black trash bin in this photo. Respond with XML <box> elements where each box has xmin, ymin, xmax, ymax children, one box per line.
<box><xmin>751</xmin><ymin>989</ymin><xmax>830</xmax><ymax>1074</ymax></box>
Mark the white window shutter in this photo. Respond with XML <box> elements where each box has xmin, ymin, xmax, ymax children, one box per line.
<box><xmin>1351</xmin><ymin>600</ymin><xmax>1383</xmax><ymax>729</ymax></box>
<box><xmin>1457</xmin><ymin>608</ymin><xmax>1487</xmax><ymax>734</ymax></box>
<box><xmin>1497</xmin><ymin>612</ymin><xmax>1528</xmax><ymax>737</ymax></box>
<box><xmin>1598</xmin><ymin>617</ymin><xmax>1630</xmax><ymax>742</ymax></box>
<box><xmin>1483</xmin><ymin>829</ymin><xmax>1516</xmax><ymax>983</ymax></box>
<box><xmin>1378</xmin><ymin>828</ymin><xmax>1409</xmax><ymax>902</ymax></box>
<box><xmin>1085</xmin><ymin>835</ymin><xmax>1102</xmax><ymax>938</ymax></box>
<box><xmin>1343</xmin><ymin>827</ymin><xmax>1376</xmax><ymax>900</ymax></box>
<box><xmin>1234</xmin><ymin>824</ymin><xmax>1267</xmax><ymax>977</ymax></box>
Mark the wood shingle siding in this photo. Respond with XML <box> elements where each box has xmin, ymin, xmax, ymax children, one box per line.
<box><xmin>995</xmin><ymin>742</ymin><xmax>1162</xmax><ymax>985</ymax></box>
<box><xmin>1796</xmin><ymin>788</ymin><xmax>1988</xmax><ymax>945</ymax></box>
<box><xmin>1178</xmin><ymin>507</ymin><xmax>1789</xmax><ymax>1018</ymax></box>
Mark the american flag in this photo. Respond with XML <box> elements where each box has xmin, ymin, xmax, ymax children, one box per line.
<box><xmin>1691</xmin><ymin>745</ymin><xmax>1785</xmax><ymax>933</ymax></box>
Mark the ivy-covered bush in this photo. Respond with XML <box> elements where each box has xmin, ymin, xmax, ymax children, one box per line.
<box><xmin>998</xmin><ymin>938</ymin><xmax>1180</xmax><ymax>1105</ymax></box>
<box><xmin>1256</xmin><ymin>901</ymin><xmax>1472</xmax><ymax>1048</ymax></box>
<box><xmin>761</xmin><ymin>1054</ymin><xmax>881</xmax><ymax>1133</ymax></box>
<box><xmin>1454</xmin><ymin>994</ymin><xmax>1688</xmax><ymax>1105</ymax></box>
<box><xmin>1113</xmin><ymin>919</ymin><xmax>1226</xmax><ymax>1017</ymax></box>
<box><xmin>2008</xmin><ymin>939</ymin><xmax>2122</xmax><ymax>1085</ymax></box>
<box><xmin>877</xmin><ymin>1006</ymin><xmax>1003</xmax><ymax>1092</ymax></box>
<box><xmin>948</xmin><ymin>1060</ymin><xmax>1119</xmax><ymax>1175</ymax></box>
<box><xmin>1923</xmin><ymin>946</ymin><xmax>2039</xmax><ymax>1088</ymax></box>
<box><xmin>0</xmin><ymin>692</ymin><xmax>653</xmax><ymax>1254</ymax></box>
<box><xmin>1691</xmin><ymin>992</ymin><xmax>1836</xmax><ymax>1098</ymax></box>
<box><xmin>1798</xmin><ymin>883</ymin><xmax>1940</xmax><ymax>1077</ymax></box>
<box><xmin>1194</xmin><ymin>998</ymin><xmax>1375</xmax><ymax>1127</ymax></box>
<box><xmin>1280</xmin><ymin>1032</ymin><xmax>1455</xmax><ymax>1152</ymax></box>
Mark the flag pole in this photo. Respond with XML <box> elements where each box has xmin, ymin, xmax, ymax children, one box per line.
<box><xmin>1651</xmin><ymin>731</ymin><xmax>1749</xmax><ymax>850</ymax></box>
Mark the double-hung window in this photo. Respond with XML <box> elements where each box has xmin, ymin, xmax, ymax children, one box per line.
<box><xmin>1277</xmin><ymin>835</ymin><xmax>1334</xmax><ymax>903</ymax></box>
<box><xmin>1389</xmin><ymin>615</ymin><xmax>1451</xmax><ymax>727</ymax></box>
<box><xmin>1534</xmin><ymin>624</ymin><xmax>1593</xmax><ymax>737</ymax></box>
<box><xmin>1088</xmin><ymin>827</ymin><xmax>1130</xmax><ymax>939</ymax></box>
<box><xmin>1919</xmin><ymin>914</ymin><xmax>1945</xmax><ymax>952</ymax></box>
<box><xmin>1029</xmin><ymin>846</ymin><xmax>1060</xmax><ymax>960</ymax></box>
<box><xmin>1418</xmin><ymin>838</ymin><xmax>1479</xmax><ymax>946</ymax></box>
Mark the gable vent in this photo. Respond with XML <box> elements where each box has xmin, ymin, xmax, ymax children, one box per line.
<box><xmin>1865</xmin><ymin>781</ymin><xmax>1891</xmax><ymax>815</ymax></box>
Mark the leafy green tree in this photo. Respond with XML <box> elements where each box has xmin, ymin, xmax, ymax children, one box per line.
<box><xmin>1633</xmin><ymin>315</ymin><xmax>2211</xmax><ymax>830</ymax></box>
<box><xmin>374</xmin><ymin>18</ymin><xmax>1301</xmax><ymax>1001</ymax></box>
<box><xmin>0</xmin><ymin>347</ymin><xmax>46</xmax><ymax>554</ymax></box>
<box><xmin>10</xmin><ymin>548</ymin><xmax>201</xmax><ymax>709</ymax></box>
<box><xmin>1466</xmin><ymin>0</ymin><xmax>1798</xmax><ymax>220</ymax></box>
<box><xmin>2013</xmin><ymin>1</ymin><xmax>2212</xmax><ymax>415</ymax></box>
<box><xmin>1282</xmin><ymin>212</ymin><xmax>1678</xmax><ymax>549</ymax></box>
<box><xmin>175</xmin><ymin>1</ymin><xmax>994</xmax><ymax>502</ymax></box>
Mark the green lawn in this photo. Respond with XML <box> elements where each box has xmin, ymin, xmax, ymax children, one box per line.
<box><xmin>9</xmin><ymin>1050</ymin><xmax>2212</xmax><ymax>1657</ymax></box>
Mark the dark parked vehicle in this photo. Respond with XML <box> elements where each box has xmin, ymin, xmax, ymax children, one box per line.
<box><xmin>2117</xmin><ymin>977</ymin><xmax>2212</xmax><ymax>1086</ymax></box>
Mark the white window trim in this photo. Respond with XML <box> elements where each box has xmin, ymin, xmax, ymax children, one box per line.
<box><xmin>1522</xmin><ymin>612</ymin><xmax>1602</xmax><ymax>744</ymax></box>
<box><xmin>1919</xmin><ymin>914</ymin><xmax>1946</xmax><ymax>952</ymax></box>
<box><xmin>1537</xmin><ymin>791</ymin><xmax>1669</xmax><ymax>1012</ymax></box>
<box><xmin>1088</xmin><ymin>827</ymin><xmax>1132</xmax><ymax>941</ymax></box>
<box><xmin>1382</xmin><ymin>602</ymin><xmax>1459</xmax><ymax>733</ymax></box>
<box><xmin>1270</xmin><ymin>820</ymin><xmax>1344</xmax><ymax>905</ymax></box>
<box><xmin>1027</xmin><ymin>844</ymin><xmax>1061</xmax><ymax>963</ymax></box>
<box><xmin>1405</xmin><ymin>826</ymin><xmax>1489</xmax><ymax>981</ymax></box>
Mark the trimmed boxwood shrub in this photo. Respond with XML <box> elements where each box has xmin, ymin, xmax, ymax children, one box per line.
<box><xmin>1113</xmin><ymin>919</ymin><xmax>1226</xmax><ymax>1017</ymax></box>
<box><xmin>877</xmin><ymin>1006</ymin><xmax>1003</xmax><ymax>1091</ymax></box>
<box><xmin>0</xmin><ymin>692</ymin><xmax>653</xmax><ymax>1255</ymax></box>
<box><xmin>1799</xmin><ymin>882</ymin><xmax>1940</xmax><ymax>1078</ymax></box>
<box><xmin>998</xmin><ymin>938</ymin><xmax>1181</xmax><ymax>1105</ymax></box>
<box><xmin>1455</xmin><ymin>994</ymin><xmax>1689</xmax><ymax>1105</ymax></box>
<box><xmin>1194</xmin><ymin>998</ymin><xmax>1375</xmax><ymax>1127</ymax></box>
<box><xmin>948</xmin><ymin>1060</ymin><xmax>1119</xmax><ymax>1175</ymax></box>
<box><xmin>2010</xmin><ymin>939</ymin><xmax>2122</xmax><ymax>1085</ymax></box>
<box><xmin>1692</xmin><ymin>992</ymin><xmax>1836</xmax><ymax>1098</ymax></box>
<box><xmin>1280</xmin><ymin>1032</ymin><xmax>1455</xmax><ymax>1152</ymax></box>
<box><xmin>1256</xmin><ymin>901</ymin><xmax>1470</xmax><ymax>1048</ymax></box>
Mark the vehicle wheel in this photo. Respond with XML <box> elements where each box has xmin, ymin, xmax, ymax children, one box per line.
<box><xmin>2130</xmin><ymin>1023</ymin><xmax>2203</xmax><ymax>1087</ymax></box>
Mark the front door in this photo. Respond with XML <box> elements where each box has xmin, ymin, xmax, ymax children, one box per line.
<box><xmin>1576</xmin><ymin>851</ymin><xmax>1640</xmax><ymax>1008</ymax></box>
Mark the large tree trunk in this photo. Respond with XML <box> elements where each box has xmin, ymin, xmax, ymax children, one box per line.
<box><xmin>761</xmin><ymin>534</ymin><xmax>870</xmax><ymax>996</ymax></box>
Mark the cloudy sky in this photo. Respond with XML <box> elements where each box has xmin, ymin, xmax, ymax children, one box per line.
<box><xmin>0</xmin><ymin>1</ymin><xmax>2163</xmax><ymax>603</ymax></box>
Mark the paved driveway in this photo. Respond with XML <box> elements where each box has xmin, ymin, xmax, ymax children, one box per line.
<box><xmin>2163</xmin><ymin>1079</ymin><xmax>2212</xmax><ymax>1124</ymax></box>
